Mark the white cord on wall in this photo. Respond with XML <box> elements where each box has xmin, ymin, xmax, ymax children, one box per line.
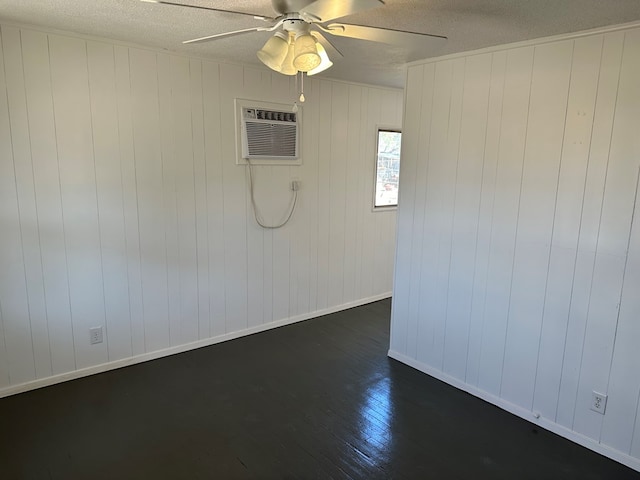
<box><xmin>246</xmin><ymin>159</ymin><xmax>298</xmax><ymax>229</ymax></box>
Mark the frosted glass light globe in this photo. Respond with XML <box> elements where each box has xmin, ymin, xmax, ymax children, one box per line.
<box><xmin>293</xmin><ymin>34</ymin><xmax>321</xmax><ymax>72</ymax></box>
<box><xmin>307</xmin><ymin>43</ymin><xmax>333</xmax><ymax>76</ymax></box>
<box><xmin>257</xmin><ymin>31</ymin><xmax>289</xmax><ymax>71</ymax></box>
<box><xmin>280</xmin><ymin>41</ymin><xmax>298</xmax><ymax>76</ymax></box>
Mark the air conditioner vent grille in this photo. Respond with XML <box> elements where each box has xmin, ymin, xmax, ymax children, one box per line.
<box><xmin>245</xmin><ymin>121</ymin><xmax>297</xmax><ymax>158</ymax></box>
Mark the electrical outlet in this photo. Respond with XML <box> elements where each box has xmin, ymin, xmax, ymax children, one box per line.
<box><xmin>89</xmin><ymin>326</ymin><xmax>103</xmax><ymax>345</ymax></box>
<box><xmin>591</xmin><ymin>391</ymin><xmax>607</xmax><ymax>414</ymax></box>
<box><xmin>291</xmin><ymin>180</ymin><xmax>300</xmax><ymax>191</ymax></box>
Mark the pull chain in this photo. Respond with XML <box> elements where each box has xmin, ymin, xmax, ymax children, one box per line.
<box><xmin>293</xmin><ymin>71</ymin><xmax>305</xmax><ymax>112</ymax></box>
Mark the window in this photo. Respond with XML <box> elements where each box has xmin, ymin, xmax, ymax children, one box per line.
<box><xmin>374</xmin><ymin>129</ymin><xmax>401</xmax><ymax>209</ymax></box>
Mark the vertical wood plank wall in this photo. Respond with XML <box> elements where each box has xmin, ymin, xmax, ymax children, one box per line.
<box><xmin>0</xmin><ymin>25</ymin><xmax>401</xmax><ymax>395</ymax></box>
<box><xmin>390</xmin><ymin>25</ymin><xmax>640</xmax><ymax>470</ymax></box>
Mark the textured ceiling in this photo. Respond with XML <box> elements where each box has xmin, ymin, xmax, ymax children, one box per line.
<box><xmin>1</xmin><ymin>0</ymin><xmax>640</xmax><ymax>88</ymax></box>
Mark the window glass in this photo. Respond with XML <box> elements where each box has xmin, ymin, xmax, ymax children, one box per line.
<box><xmin>374</xmin><ymin>129</ymin><xmax>401</xmax><ymax>208</ymax></box>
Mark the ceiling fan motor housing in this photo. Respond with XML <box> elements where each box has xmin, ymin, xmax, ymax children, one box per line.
<box><xmin>281</xmin><ymin>15</ymin><xmax>312</xmax><ymax>36</ymax></box>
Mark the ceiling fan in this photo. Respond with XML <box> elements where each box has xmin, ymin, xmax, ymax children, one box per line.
<box><xmin>140</xmin><ymin>0</ymin><xmax>447</xmax><ymax>77</ymax></box>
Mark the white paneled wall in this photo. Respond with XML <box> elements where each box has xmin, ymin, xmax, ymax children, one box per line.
<box><xmin>390</xmin><ymin>24</ymin><xmax>640</xmax><ymax>471</ymax></box>
<box><xmin>0</xmin><ymin>25</ymin><xmax>401</xmax><ymax>395</ymax></box>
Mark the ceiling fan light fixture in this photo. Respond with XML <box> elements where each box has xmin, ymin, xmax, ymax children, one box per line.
<box><xmin>293</xmin><ymin>33</ymin><xmax>321</xmax><ymax>72</ymax></box>
<box><xmin>257</xmin><ymin>31</ymin><xmax>289</xmax><ymax>71</ymax></box>
<box><xmin>307</xmin><ymin>42</ymin><xmax>333</xmax><ymax>76</ymax></box>
<box><xmin>279</xmin><ymin>37</ymin><xmax>298</xmax><ymax>76</ymax></box>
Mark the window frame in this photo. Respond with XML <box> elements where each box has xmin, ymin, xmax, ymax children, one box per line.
<box><xmin>372</xmin><ymin>126</ymin><xmax>402</xmax><ymax>211</ymax></box>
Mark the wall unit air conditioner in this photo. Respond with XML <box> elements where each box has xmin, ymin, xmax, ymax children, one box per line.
<box><xmin>235</xmin><ymin>99</ymin><xmax>301</xmax><ymax>166</ymax></box>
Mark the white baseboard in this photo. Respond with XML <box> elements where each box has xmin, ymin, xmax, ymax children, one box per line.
<box><xmin>0</xmin><ymin>293</ymin><xmax>391</xmax><ymax>399</ymax></box>
<box><xmin>387</xmin><ymin>349</ymin><xmax>640</xmax><ymax>473</ymax></box>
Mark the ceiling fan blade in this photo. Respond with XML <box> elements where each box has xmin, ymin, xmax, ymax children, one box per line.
<box><xmin>183</xmin><ymin>27</ymin><xmax>269</xmax><ymax>45</ymax></box>
<box><xmin>271</xmin><ymin>0</ymin><xmax>316</xmax><ymax>15</ymax></box>
<box><xmin>324</xmin><ymin>22</ymin><xmax>447</xmax><ymax>48</ymax></box>
<box><xmin>300</xmin><ymin>0</ymin><xmax>384</xmax><ymax>22</ymax></box>
<box><xmin>140</xmin><ymin>0</ymin><xmax>274</xmax><ymax>21</ymax></box>
<box><xmin>311</xmin><ymin>31</ymin><xmax>343</xmax><ymax>58</ymax></box>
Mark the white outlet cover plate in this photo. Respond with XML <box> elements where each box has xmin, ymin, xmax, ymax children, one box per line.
<box><xmin>591</xmin><ymin>391</ymin><xmax>608</xmax><ymax>414</ymax></box>
<box><xmin>90</xmin><ymin>326</ymin><xmax>103</xmax><ymax>345</ymax></box>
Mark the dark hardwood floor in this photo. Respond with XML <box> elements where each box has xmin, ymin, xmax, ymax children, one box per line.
<box><xmin>1</xmin><ymin>299</ymin><xmax>638</xmax><ymax>479</ymax></box>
